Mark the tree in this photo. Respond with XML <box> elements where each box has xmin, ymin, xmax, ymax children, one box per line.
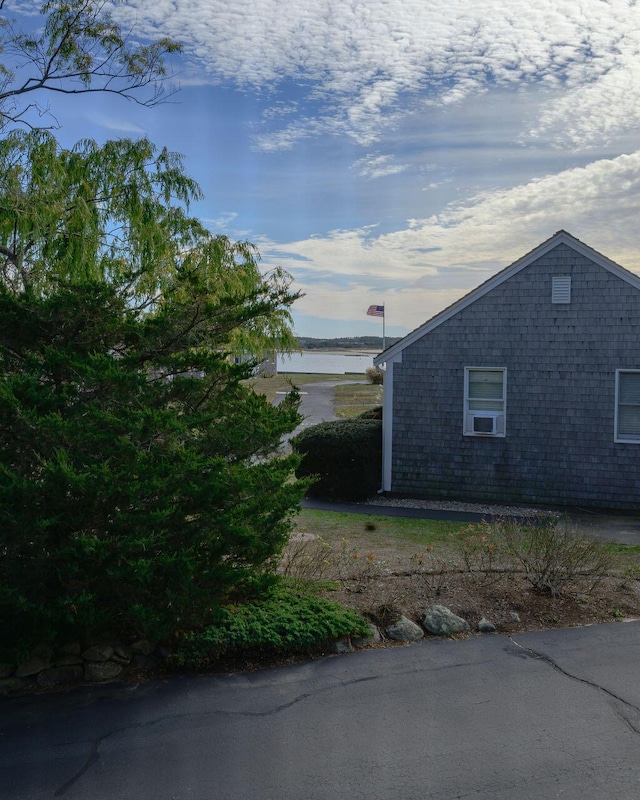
<box><xmin>0</xmin><ymin>0</ymin><xmax>180</xmax><ymax>131</ymax></box>
<box><xmin>0</xmin><ymin>129</ymin><xmax>299</xmax><ymax>353</ymax></box>
<box><xmin>0</xmin><ymin>266</ymin><xmax>304</xmax><ymax>653</ymax></box>
<box><xmin>0</xmin><ymin>130</ymin><xmax>305</xmax><ymax>655</ymax></box>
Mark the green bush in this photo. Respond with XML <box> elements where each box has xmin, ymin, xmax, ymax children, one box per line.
<box><xmin>0</xmin><ymin>278</ymin><xmax>303</xmax><ymax>655</ymax></box>
<box><xmin>169</xmin><ymin>586</ymin><xmax>370</xmax><ymax>668</ymax></box>
<box><xmin>365</xmin><ymin>366</ymin><xmax>384</xmax><ymax>385</ymax></box>
<box><xmin>293</xmin><ymin>419</ymin><xmax>382</xmax><ymax>501</ymax></box>
<box><xmin>358</xmin><ymin>406</ymin><xmax>382</xmax><ymax>420</ymax></box>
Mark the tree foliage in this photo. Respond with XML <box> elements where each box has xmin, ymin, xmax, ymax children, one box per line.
<box><xmin>0</xmin><ymin>126</ymin><xmax>305</xmax><ymax>655</ymax></box>
<box><xmin>0</xmin><ymin>0</ymin><xmax>180</xmax><ymax>131</ymax></box>
<box><xmin>0</xmin><ymin>130</ymin><xmax>299</xmax><ymax>353</ymax></box>
<box><xmin>0</xmin><ymin>271</ymin><xmax>304</xmax><ymax>652</ymax></box>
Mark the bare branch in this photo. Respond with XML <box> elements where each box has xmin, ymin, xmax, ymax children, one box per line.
<box><xmin>0</xmin><ymin>0</ymin><xmax>181</xmax><ymax>131</ymax></box>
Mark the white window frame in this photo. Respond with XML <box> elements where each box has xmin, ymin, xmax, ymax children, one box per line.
<box><xmin>614</xmin><ymin>369</ymin><xmax>640</xmax><ymax>443</ymax></box>
<box><xmin>463</xmin><ymin>367</ymin><xmax>507</xmax><ymax>437</ymax></box>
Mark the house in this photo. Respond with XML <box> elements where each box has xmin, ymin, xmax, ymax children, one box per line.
<box><xmin>373</xmin><ymin>231</ymin><xmax>640</xmax><ymax>509</ymax></box>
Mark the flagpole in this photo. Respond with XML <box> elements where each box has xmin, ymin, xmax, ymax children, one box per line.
<box><xmin>382</xmin><ymin>303</ymin><xmax>386</xmax><ymax>351</ymax></box>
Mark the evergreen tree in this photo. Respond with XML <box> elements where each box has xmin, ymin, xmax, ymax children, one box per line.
<box><xmin>0</xmin><ymin>134</ymin><xmax>304</xmax><ymax>653</ymax></box>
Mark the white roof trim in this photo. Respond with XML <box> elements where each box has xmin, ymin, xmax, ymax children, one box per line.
<box><xmin>374</xmin><ymin>230</ymin><xmax>640</xmax><ymax>366</ymax></box>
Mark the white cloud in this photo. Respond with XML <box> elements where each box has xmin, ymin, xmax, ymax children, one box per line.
<box><xmin>352</xmin><ymin>153</ymin><xmax>409</xmax><ymax>180</ymax></box>
<box><xmin>110</xmin><ymin>0</ymin><xmax>640</xmax><ymax>149</ymax></box>
<box><xmin>260</xmin><ymin>150</ymin><xmax>640</xmax><ymax>332</ymax></box>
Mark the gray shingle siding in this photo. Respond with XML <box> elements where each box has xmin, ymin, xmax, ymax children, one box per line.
<box><xmin>391</xmin><ymin>243</ymin><xmax>640</xmax><ymax>509</ymax></box>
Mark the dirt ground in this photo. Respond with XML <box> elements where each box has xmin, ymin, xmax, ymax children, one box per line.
<box><xmin>286</xmin><ymin>509</ymin><xmax>640</xmax><ymax>637</ymax></box>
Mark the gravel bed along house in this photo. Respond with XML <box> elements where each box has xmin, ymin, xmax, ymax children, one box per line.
<box><xmin>363</xmin><ymin>495</ymin><xmax>560</xmax><ymax>519</ymax></box>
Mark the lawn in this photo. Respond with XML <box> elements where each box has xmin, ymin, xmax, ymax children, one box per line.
<box><xmin>245</xmin><ymin>373</ymin><xmax>348</xmax><ymax>403</ymax></box>
<box><xmin>333</xmin><ymin>383</ymin><xmax>382</xmax><ymax>417</ymax></box>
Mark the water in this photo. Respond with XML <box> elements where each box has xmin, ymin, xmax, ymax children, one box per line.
<box><xmin>277</xmin><ymin>352</ymin><xmax>375</xmax><ymax>374</ymax></box>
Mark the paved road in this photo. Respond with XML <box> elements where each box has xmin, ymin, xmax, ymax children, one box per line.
<box><xmin>3</xmin><ymin>621</ymin><xmax>640</xmax><ymax>799</ymax></box>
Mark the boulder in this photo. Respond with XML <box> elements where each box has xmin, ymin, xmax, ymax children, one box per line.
<box><xmin>37</xmin><ymin>665</ymin><xmax>84</xmax><ymax>688</ymax></box>
<box><xmin>84</xmin><ymin>661</ymin><xmax>123</xmax><ymax>682</ymax></box>
<box><xmin>58</xmin><ymin>642</ymin><xmax>82</xmax><ymax>656</ymax></box>
<box><xmin>330</xmin><ymin>638</ymin><xmax>353</xmax><ymax>654</ymax></box>
<box><xmin>82</xmin><ymin>645</ymin><xmax>114</xmax><ymax>662</ymax></box>
<box><xmin>422</xmin><ymin>605</ymin><xmax>470</xmax><ymax>636</ymax></box>
<box><xmin>352</xmin><ymin>624</ymin><xmax>382</xmax><ymax>648</ymax></box>
<box><xmin>131</xmin><ymin>640</ymin><xmax>155</xmax><ymax>656</ymax></box>
<box><xmin>15</xmin><ymin>655</ymin><xmax>52</xmax><ymax>678</ymax></box>
<box><xmin>0</xmin><ymin>663</ymin><xmax>14</xmax><ymax>679</ymax></box>
<box><xmin>386</xmin><ymin>616</ymin><xmax>424</xmax><ymax>642</ymax></box>
<box><xmin>477</xmin><ymin>617</ymin><xmax>497</xmax><ymax>633</ymax></box>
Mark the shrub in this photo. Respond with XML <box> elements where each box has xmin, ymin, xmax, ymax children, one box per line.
<box><xmin>365</xmin><ymin>366</ymin><xmax>384</xmax><ymax>385</ymax></box>
<box><xmin>169</xmin><ymin>586</ymin><xmax>370</xmax><ymax>668</ymax></box>
<box><xmin>358</xmin><ymin>405</ymin><xmax>382</xmax><ymax>420</ymax></box>
<box><xmin>293</xmin><ymin>419</ymin><xmax>382</xmax><ymax>501</ymax></box>
<box><xmin>457</xmin><ymin>517</ymin><xmax>613</xmax><ymax>597</ymax></box>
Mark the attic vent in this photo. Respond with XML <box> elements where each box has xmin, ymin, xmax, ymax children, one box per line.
<box><xmin>552</xmin><ymin>276</ymin><xmax>571</xmax><ymax>304</ymax></box>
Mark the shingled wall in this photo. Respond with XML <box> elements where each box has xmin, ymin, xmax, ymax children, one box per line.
<box><xmin>391</xmin><ymin>243</ymin><xmax>640</xmax><ymax>509</ymax></box>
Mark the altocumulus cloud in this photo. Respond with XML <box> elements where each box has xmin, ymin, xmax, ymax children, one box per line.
<box><xmin>109</xmin><ymin>0</ymin><xmax>640</xmax><ymax>149</ymax></box>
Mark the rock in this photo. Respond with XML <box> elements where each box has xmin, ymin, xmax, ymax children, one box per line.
<box><xmin>58</xmin><ymin>642</ymin><xmax>82</xmax><ymax>656</ymax></box>
<box><xmin>31</xmin><ymin>644</ymin><xmax>54</xmax><ymax>659</ymax></box>
<box><xmin>84</xmin><ymin>661</ymin><xmax>123</xmax><ymax>682</ymax></box>
<box><xmin>131</xmin><ymin>639</ymin><xmax>155</xmax><ymax>656</ymax></box>
<box><xmin>37</xmin><ymin>665</ymin><xmax>84</xmax><ymax>688</ymax></box>
<box><xmin>422</xmin><ymin>605</ymin><xmax>470</xmax><ymax>636</ymax></box>
<box><xmin>510</xmin><ymin>612</ymin><xmax>521</xmax><ymax>623</ymax></box>
<box><xmin>386</xmin><ymin>616</ymin><xmax>424</xmax><ymax>642</ymax></box>
<box><xmin>478</xmin><ymin>617</ymin><xmax>497</xmax><ymax>633</ymax></box>
<box><xmin>352</xmin><ymin>624</ymin><xmax>382</xmax><ymax>648</ymax></box>
<box><xmin>0</xmin><ymin>663</ymin><xmax>14</xmax><ymax>679</ymax></box>
<box><xmin>82</xmin><ymin>644</ymin><xmax>114</xmax><ymax>662</ymax></box>
<box><xmin>55</xmin><ymin>655</ymin><xmax>84</xmax><ymax>667</ymax></box>
<box><xmin>112</xmin><ymin>645</ymin><xmax>132</xmax><ymax>663</ymax></box>
<box><xmin>0</xmin><ymin>677</ymin><xmax>25</xmax><ymax>695</ymax></box>
<box><xmin>330</xmin><ymin>638</ymin><xmax>353</xmax><ymax>654</ymax></box>
<box><xmin>15</xmin><ymin>655</ymin><xmax>52</xmax><ymax>678</ymax></box>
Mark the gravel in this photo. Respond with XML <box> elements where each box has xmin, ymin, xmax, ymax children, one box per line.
<box><xmin>363</xmin><ymin>495</ymin><xmax>560</xmax><ymax>519</ymax></box>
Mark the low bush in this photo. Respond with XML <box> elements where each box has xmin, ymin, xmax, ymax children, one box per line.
<box><xmin>169</xmin><ymin>586</ymin><xmax>369</xmax><ymax>668</ymax></box>
<box><xmin>293</xmin><ymin>419</ymin><xmax>382</xmax><ymax>501</ymax></box>
<box><xmin>358</xmin><ymin>405</ymin><xmax>382</xmax><ymax>420</ymax></box>
<box><xmin>455</xmin><ymin>517</ymin><xmax>613</xmax><ymax>596</ymax></box>
<box><xmin>365</xmin><ymin>366</ymin><xmax>384</xmax><ymax>385</ymax></box>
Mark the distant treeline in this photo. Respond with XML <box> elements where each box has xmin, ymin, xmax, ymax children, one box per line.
<box><xmin>296</xmin><ymin>335</ymin><xmax>402</xmax><ymax>350</ymax></box>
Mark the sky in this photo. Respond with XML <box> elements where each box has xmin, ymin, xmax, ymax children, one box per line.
<box><xmin>7</xmin><ymin>0</ymin><xmax>640</xmax><ymax>339</ymax></box>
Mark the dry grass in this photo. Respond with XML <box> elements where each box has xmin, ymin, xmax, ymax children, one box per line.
<box><xmin>333</xmin><ymin>383</ymin><xmax>383</xmax><ymax>418</ymax></box>
<box><xmin>245</xmin><ymin>373</ymin><xmax>347</xmax><ymax>403</ymax></box>
<box><xmin>286</xmin><ymin>510</ymin><xmax>640</xmax><ymax>635</ymax></box>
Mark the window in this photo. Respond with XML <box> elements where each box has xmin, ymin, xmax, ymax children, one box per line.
<box><xmin>464</xmin><ymin>368</ymin><xmax>506</xmax><ymax>436</ymax></box>
<box><xmin>615</xmin><ymin>370</ymin><xmax>640</xmax><ymax>443</ymax></box>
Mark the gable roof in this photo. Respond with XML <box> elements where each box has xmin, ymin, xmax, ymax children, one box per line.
<box><xmin>374</xmin><ymin>230</ymin><xmax>640</xmax><ymax>366</ymax></box>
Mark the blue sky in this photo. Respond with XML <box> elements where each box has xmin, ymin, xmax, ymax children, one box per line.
<box><xmin>8</xmin><ymin>0</ymin><xmax>640</xmax><ymax>338</ymax></box>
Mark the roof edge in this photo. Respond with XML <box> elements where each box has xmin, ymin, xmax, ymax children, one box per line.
<box><xmin>374</xmin><ymin>230</ymin><xmax>640</xmax><ymax>365</ymax></box>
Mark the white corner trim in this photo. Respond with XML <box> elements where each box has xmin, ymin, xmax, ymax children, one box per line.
<box><xmin>381</xmin><ymin>358</ymin><xmax>397</xmax><ymax>491</ymax></box>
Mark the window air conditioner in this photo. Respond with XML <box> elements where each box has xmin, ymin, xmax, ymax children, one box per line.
<box><xmin>472</xmin><ymin>413</ymin><xmax>498</xmax><ymax>434</ymax></box>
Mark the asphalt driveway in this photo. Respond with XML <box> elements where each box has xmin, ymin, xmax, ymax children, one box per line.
<box><xmin>3</xmin><ymin>621</ymin><xmax>640</xmax><ymax>799</ymax></box>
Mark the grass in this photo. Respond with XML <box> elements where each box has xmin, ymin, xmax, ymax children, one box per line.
<box><xmin>333</xmin><ymin>383</ymin><xmax>383</xmax><ymax>418</ymax></box>
<box><xmin>245</xmin><ymin>373</ymin><xmax>350</xmax><ymax>403</ymax></box>
<box><xmin>294</xmin><ymin>509</ymin><xmax>465</xmax><ymax>546</ymax></box>
<box><xmin>292</xmin><ymin>509</ymin><xmax>640</xmax><ymax>574</ymax></box>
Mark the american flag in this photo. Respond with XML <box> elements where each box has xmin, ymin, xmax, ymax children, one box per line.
<box><xmin>366</xmin><ymin>304</ymin><xmax>384</xmax><ymax>317</ymax></box>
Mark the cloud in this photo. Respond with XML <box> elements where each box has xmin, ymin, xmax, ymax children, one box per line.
<box><xmin>352</xmin><ymin>153</ymin><xmax>409</xmax><ymax>180</ymax></box>
<box><xmin>110</xmin><ymin>0</ymin><xmax>640</xmax><ymax>149</ymax></box>
<box><xmin>259</xmin><ymin>149</ymin><xmax>640</xmax><ymax>332</ymax></box>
